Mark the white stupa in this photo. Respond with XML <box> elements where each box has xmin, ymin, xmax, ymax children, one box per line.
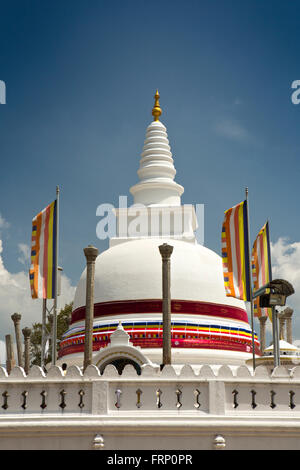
<box><xmin>58</xmin><ymin>91</ymin><xmax>260</xmax><ymax>371</ymax></box>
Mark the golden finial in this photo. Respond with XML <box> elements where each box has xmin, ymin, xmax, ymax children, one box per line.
<box><xmin>152</xmin><ymin>89</ymin><xmax>162</xmax><ymax>121</ymax></box>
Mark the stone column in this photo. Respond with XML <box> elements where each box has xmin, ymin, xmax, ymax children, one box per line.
<box><xmin>83</xmin><ymin>245</ymin><xmax>99</xmax><ymax>372</ymax></box>
<box><xmin>11</xmin><ymin>313</ymin><xmax>23</xmax><ymax>367</ymax></box>
<box><xmin>278</xmin><ymin>312</ymin><xmax>286</xmax><ymax>341</ymax></box>
<box><xmin>5</xmin><ymin>335</ymin><xmax>16</xmax><ymax>374</ymax></box>
<box><xmin>259</xmin><ymin>315</ymin><xmax>268</xmax><ymax>354</ymax></box>
<box><xmin>283</xmin><ymin>307</ymin><xmax>293</xmax><ymax>344</ymax></box>
<box><xmin>22</xmin><ymin>327</ymin><xmax>31</xmax><ymax>375</ymax></box>
<box><xmin>159</xmin><ymin>243</ymin><xmax>173</xmax><ymax>366</ymax></box>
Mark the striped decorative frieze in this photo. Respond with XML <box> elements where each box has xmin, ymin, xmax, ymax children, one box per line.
<box><xmin>59</xmin><ymin>319</ymin><xmax>259</xmax><ymax>358</ymax></box>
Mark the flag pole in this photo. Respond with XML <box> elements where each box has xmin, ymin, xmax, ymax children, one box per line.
<box><xmin>245</xmin><ymin>187</ymin><xmax>256</xmax><ymax>371</ymax></box>
<box><xmin>51</xmin><ymin>185</ymin><xmax>59</xmax><ymax>365</ymax></box>
<box><xmin>41</xmin><ymin>298</ymin><xmax>47</xmax><ymax>369</ymax></box>
<box><xmin>266</xmin><ymin>220</ymin><xmax>280</xmax><ymax>368</ymax></box>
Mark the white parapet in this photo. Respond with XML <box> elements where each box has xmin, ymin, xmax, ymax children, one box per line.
<box><xmin>1</xmin><ymin>363</ymin><xmax>300</xmax><ymax>450</ymax></box>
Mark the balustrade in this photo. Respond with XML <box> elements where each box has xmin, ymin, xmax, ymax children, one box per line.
<box><xmin>0</xmin><ymin>364</ymin><xmax>299</xmax><ymax>416</ymax></box>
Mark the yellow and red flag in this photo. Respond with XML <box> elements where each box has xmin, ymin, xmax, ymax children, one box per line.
<box><xmin>252</xmin><ymin>221</ymin><xmax>272</xmax><ymax>318</ymax></box>
<box><xmin>222</xmin><ymin>200</ymin><xmax>251</xmax><ymax>301</ymax></box>
<box><xmin>29</xmin><ymin>200</ymin><xmax>57</xmax><ymax>299</ymax></box>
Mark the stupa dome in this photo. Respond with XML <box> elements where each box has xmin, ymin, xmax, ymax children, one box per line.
<box><xmin>59</xmin><ymin>238</ymin><xmax>259</xmax><ymax>365</ymax></box>
<box><xmin>73</xmin><ymin>238</ymin><xmax>246</xmax><ymax>310</ymax></box>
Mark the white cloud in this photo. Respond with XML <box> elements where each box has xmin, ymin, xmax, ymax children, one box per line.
<box><xmin>271</xmin><ymin>237</ymin><xmax>300</xmax><ymax>306</ymax></box>
<box><xmin>215</xmin><ymin>118</ymin><xmax>249</xmax><ymax>142</ymax></box>
<box><xmin>248</xmin><ymin>237</ymin><xmax>300</xmax><ymax>344</ymax></box>
<box><xmin>17</xmin><ymin>243</ymin><xmax>30</xmax><ymax>266</ymax></box>
<box><xmin>270</xmin><ymin>237</ymin><xmax>300</xmax><ymax>340</ymax></box>
<box><xmin>0</xmin><ymin>214</ymin><xmax>10</xmax><ymax>230</ymax></box>
<box><xmin>0</xmin><ymin>238</ymin><xmax>76</xmax><ymax>344</ymax></box>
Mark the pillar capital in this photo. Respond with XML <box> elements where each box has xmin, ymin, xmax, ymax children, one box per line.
<box><xmin>83</xmin><ymin>245</ymin><xmax>99</xmax><ymax>263</ymax></box>
<box><xmin>259</xmin><ymin>315</ymin><xmax>268</xmax><ymax>325</ymax></box>
<box><xmin>11</xmin><ymin>312</ymin><xmax>22</xmax><ymax>324</ymax></box>
<box><xmin>282</xmin><ymin>307</ymin><xmax>293</xmax><ymax>319</ymax></box>
<box><xmin>22</xmin><ymin>327</ymin><xmax>31</xmax><ymax>339</ymax></box>
<box><xmin>159</xmin><ymin>243</ymin><xmax>173</xmax><ymax>260</ymax></box>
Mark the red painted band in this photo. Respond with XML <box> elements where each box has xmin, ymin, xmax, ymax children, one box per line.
<box><xmin>58</xmin><ymin>337</ymin><xmax>260</xmax><ymax>359</ymax></box>
<box><xmin>71</xmin><ymin>299</ymin><xmax>249</xmax><ymax>324</ymax></box>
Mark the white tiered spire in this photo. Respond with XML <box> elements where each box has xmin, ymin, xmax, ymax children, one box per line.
<box><xmin>130</xmin><ymin>91</ymin><xmax>184</xmax><ymax>207</ymax></box>
<box><xmin>110</xmin><ymin>91</ymin><xmax>197</xmax><ymax>247</ymax></box>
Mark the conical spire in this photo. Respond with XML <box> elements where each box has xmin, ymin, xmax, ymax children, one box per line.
<box><xmin>130</xmin><ymin>91</ymin><xmax>184</xmax><ymax>206</ymax></box>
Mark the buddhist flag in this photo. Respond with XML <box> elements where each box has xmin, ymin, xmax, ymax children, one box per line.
<box><xmin>252</xmin><ymin>221</ymin><xmax>272</xmax><ymax>318</ymax></box>
<box><xmin>222</xmin><ymin>200</ymin><xmax>251</xmax><ymax>301</ymax></box>
<box><xmin>29</xmin><ymin>200</ymin><xmax>57</xmax><ymax>299</ymax></box>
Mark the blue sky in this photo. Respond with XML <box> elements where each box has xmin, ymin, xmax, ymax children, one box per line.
<box><xmin>0</xmin><ymin>0</ymin><xmax>300</xmax><ymax>347</ymax></box>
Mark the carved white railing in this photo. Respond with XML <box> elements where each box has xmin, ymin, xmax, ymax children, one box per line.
<box><xmin>1</xmin><ymin>364</ymin><xmax>300</xmax><ymax>416</ymax></box>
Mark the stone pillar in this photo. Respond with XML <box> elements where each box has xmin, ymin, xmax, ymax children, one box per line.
<box><xmin>22</xmin><ymin>327</ymin><xmax>31</xmax><ymax>375</ymax></box>
<box><xmin>11</xmin><ymin>313</ymin><xmax>23</xmax><ymax>367</ymax></box>
<box><xmin>159</xmin><ymin>243</ymin><xmax>173</xmax><ymax>366</ymax></box>
<box><xmin>5</xmin><ymin>335</ymin><xmax>16</xmax><ymax>374</ymax></box>
<box><xmin>278</xmin><ymin>312</ymin><xmax>286</xmax><ymax>341</ymax></box>
<box><xmin>283</xmin><ymin>307</ymin><xmax>293</xmax><ymax>344</ymax></box>
<box><xmin>83</xmin><ymin>245</ymin><xmax>99</xmax><ymax>372</ymax></box>
<box><xmin>259</xmin><ymin>315</ymin><xmax>268</xmax><ymax>354</ymax></box>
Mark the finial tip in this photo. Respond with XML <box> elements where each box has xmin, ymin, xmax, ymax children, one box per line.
<box><xmin>152</xmin><ymin>89</ymin><xmax>162</xmax><ymax>121</ymax></box>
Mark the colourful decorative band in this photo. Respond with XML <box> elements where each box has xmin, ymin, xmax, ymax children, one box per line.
<box><xmin>58</xmin><ymin>337</ymin><xmax>260</xmax><ymax>359</ymax></box>
<box><xmin>59</xmin><ymin>320</ymin><xmax>260</xmax><ymax>358</ymax></box>
<box><xmin>63</xmin><ymin>321</ymin><xmax>258</xmax><ymax>342</ymax></box>
<box><xmin>71</xmin><ymin>299</ymin><xmax>248</xmax><ymax>324</ymax></box>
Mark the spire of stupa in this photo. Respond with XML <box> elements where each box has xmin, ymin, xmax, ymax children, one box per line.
<box><xmin>152</xmin><ymin>89</ymin><xmax>162</xmax><ymax>121</ymax></box>
<box><xmin>130</xmin><ymin>91</ymin><xmax>184</xmax><ymax>206</ymax></box>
